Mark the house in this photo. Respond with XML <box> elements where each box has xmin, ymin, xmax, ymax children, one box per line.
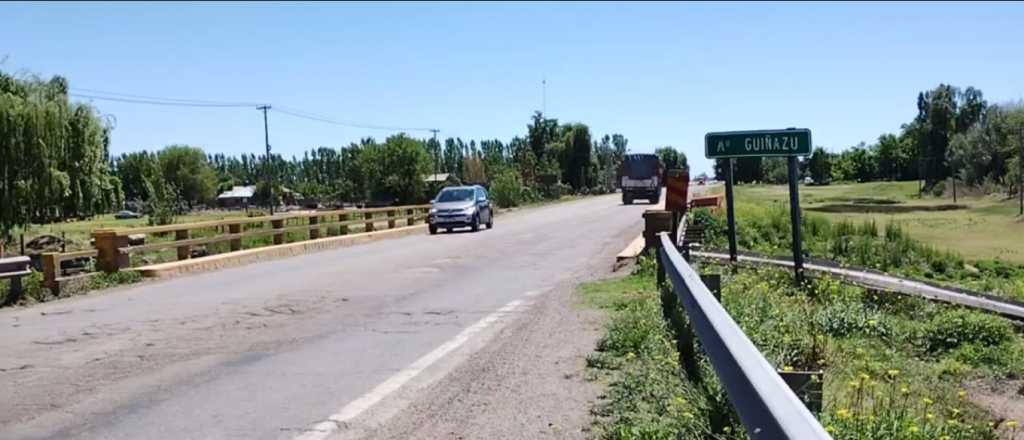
<box><xmin>216</xmin><ymin>185</ymin><xmax>255</xmax><ymax>209</ymax></box>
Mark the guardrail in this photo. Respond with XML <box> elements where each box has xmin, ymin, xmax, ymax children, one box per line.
<box><xmin>39</xmin><ymin>205</ymin><xmax>431</xmax><ymax>292</ymax></box>
<box><xmin>656</xmin><ymin>232</ymin><xmax>831</xmax><ymax>439</ymax></box>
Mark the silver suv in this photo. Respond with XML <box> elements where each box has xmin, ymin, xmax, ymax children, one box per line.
<box><xmin>427</xmin><ymin>185</ymin><xmax>494</xmax><ymax>234</ymax></box>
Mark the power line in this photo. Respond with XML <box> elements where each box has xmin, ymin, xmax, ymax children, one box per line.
<box><xmin>70</xmin><ymin>88</ymin><xmax>438</xmax><ymax>133</ymax></box>
<box><xmin>272</xmin><ymin>106</ymin><xmax>436</xmax><ymax>133</ymax></box>
<box><xmin>72</xmin><ymin>87</ymin><xmax>265</xmax><ymax>107</ymax></box>
<box><xmin>70</xmin><ymin>93</ymin><xmax>261</xmax><ymax>108</ymax></box>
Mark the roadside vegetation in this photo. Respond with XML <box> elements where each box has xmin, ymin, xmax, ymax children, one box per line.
<box><xmin>582</xmin><ymin>256</ymin><xmax>1024</xmax><ymax>439</ymax></box>
<box><xmin>691</xmin><ymin>191</ymin><xmax>1024</xmax><ymax>302</ymax></box>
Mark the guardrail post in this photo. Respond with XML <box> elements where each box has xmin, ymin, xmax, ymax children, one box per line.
<box><xmin>387</xmin><ymin>209</ymin><xmax>396</xmax><ymax>229</ymax></box>
<box><xmin>339</xmin><ymin>213</ymin><xmax>349</xmax><ymax>235</ymax></box>
<box><xmin>364</xmin><ymin>212</ymin><xmax>375</xmax><ymax>232</ymax></box>
<box><xmin>42</xmin><ymin>253</ymin><xmax>60</xmax><ymax>295</ymax></box>
<box><xmin>309</xmin><ymin>215</ymin><xmax>320</xmax><ymax>240</ymax></box>
<box><xmin>643</xmin><ymin>210</ymin><xmax>673</xmax><ymax>253</ymax></box>
<box><xmin>175</xmin><ymin>229</ymin><xmax>190</xmax><ymax>260</ymax></box>
<box><xmin>406</xmin><ymin>208</ymin><xmax>415</xmax><ymax>226</ymax></box>
<box><xmin>701</xmin><ymin>274</ymin><xmax>722</xmax><ymax>302</ymax></box>
<box><xmin>656</xmin><ymin>238</ymin><xmax>702</xmax><ymax>385</ymax></box>
<box><xmin>271</xmin><ymin>218</ymin><xmax>285</xmax><ymax>245</ymax></box>
<box><xmin>229</xmin><ymin>224</ymin><xmax>242</xmax><ymax>251</ymax></box>
<box><xmin>93</xmin><ymin>231</ymin><xmax>127</xmax><ymax>272</ymax></box>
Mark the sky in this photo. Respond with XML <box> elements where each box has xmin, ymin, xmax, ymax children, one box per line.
<box><xmin>3</xmin><ymin>1</ymin><xmax>1023</xmax><ymax>175</ymax></box>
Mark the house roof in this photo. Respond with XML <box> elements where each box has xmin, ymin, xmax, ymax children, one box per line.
<box><xmin>424</xmin><ymin>173</ymin><xmax>451</xmax><ymax>183</ymax></box>
<box><xmin>217</xmin><ymin>185</ymin><xmax>256</xmax><ymax>199</ymax></box>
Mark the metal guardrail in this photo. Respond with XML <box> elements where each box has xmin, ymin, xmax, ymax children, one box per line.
<box><xmin>693</xmin><ymin>250</ymin><xmax>1024</xmax><ymax>321</ymax></box>
<box><xmin>657</xmin><ymin>233</ymin><xmax>831</xmax><ymax>440</ymax></box>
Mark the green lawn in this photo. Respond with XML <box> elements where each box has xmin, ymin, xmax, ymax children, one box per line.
<box><xmin>733</xmin><ymin>181</ymin><xmax>1024</xmax><ymax>263</ymax></box>
<box><xmin>9</xmin><ymin>211</ymin><xmax>253</xmax><ymax>253</ymax></box>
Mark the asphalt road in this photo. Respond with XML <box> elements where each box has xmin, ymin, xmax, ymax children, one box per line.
<box><xmin>1</xmin><ymin>194</ymin><xmax>650</xmax><ymax>440</ymax></box>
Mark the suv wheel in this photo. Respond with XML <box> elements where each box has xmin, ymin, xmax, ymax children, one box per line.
<box><xmin>471</xmin><ymin>214</ymin><xmax>481</xmax><ymax>232</ymax></box>
<box><xmin>429</xmin><ymin>225</ymin><xmax>437</xmax><ymax>235</ymax></box>
<box><xmin>623</xmin><ymin>194</ymin><xmax>632</xmax><ymax>205</ymax></box>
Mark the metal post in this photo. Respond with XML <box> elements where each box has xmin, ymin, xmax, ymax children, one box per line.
<box><xmin>787</xmin><ymin>156</ymin><xmax>805</xmax><ymax>285</ymax></box>
<box><xmin>724</xmin><ymin>159</ymin><xmax>738</xmax><ymax>262</ymax></box>
<box><xmin>258</xmin><ymin>105</ymin><xmax>273</xmax><ymax>215</ymax></box>
<box><xmin>20</xmin><ymin>233</ymin><xmax>24</xmax><ymax>256</ymax></box>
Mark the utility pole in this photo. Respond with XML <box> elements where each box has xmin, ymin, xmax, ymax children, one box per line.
<box><xmin>1019</xmin><ymin>128</ymin><xmax>1023</xmax><ymax>216</ymax></box>
<box><xmin>430</xmin><ymin>128</ymin><xmax>440</xmax><ymax>177</ymax></box>
<box><xmin>258</xmin><ymin>105</ymin><xmax>273</xmax><ymax>215</ymax></box>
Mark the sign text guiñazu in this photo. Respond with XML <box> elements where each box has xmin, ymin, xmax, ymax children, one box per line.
<box><xmin>705</xmin><ymin>128</ymin><xmax>812</xmax><ymax>159</ymax></box>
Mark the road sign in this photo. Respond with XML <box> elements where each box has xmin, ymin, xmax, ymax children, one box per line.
<box><xmin>705</xmin><ymin>129</ymin><xmax>812</xmax><ymax>159</ymax></box>
<box><xmin>665</xmin><ymin>169</ymin><xmax>690</xmax><ymax>212</ymax></box>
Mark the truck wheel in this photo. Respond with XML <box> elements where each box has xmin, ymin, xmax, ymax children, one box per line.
<box><xmin>623</xmin><ymin>194</ymin><xmax>632</xmax><ymax>205</ymax></box>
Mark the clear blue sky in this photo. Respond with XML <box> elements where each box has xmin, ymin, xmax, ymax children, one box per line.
<box><xmin>3</xmin><ymin>1</ymin><xmax>1023</xmax><ymax>174</ymax></box>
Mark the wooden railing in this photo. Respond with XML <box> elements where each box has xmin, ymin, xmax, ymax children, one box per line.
<box><xmin>41</xmin><ymin>205</ymin><xmax>431</xmax><ymax>291</ymax></box>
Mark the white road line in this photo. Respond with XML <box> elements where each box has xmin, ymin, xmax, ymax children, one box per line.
<box><xmin>293</xmin><ymin>298</ymin><xmax>526</xmax><ymax>440</ymax></box>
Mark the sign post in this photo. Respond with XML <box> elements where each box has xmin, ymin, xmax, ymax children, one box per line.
<box><xmin>665</xmin><ymin>169</ymin><xmax>691</xmax><ymax>246</ymax></box>
<box><xmin>724</xmin><ymin>159</ymin><xmax>738</xmax><ymax>262</ymax></box>
<box><xmin>705</xmin><ymin>128</ymin><xmax>811</xmax><ymax>284</ymax></box>
<box><xmin>787</xmin><ymin>156</ymin><xmax>805</xmax><ymax>284</ymax></box>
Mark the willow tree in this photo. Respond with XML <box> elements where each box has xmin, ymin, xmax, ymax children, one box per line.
<box><xmin>0</xmin><ymin>70</ymin><xmax>121</xmax><ymax>241</ymax></box>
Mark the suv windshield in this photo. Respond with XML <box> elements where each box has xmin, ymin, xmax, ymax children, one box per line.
<box><xmin>436</xmin><ymin>188</ymin><xmax>475</xmax><ymax>202</ymax></box>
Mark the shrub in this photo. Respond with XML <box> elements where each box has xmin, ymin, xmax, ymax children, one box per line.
<box><xmin>921</xmin><ymin>309</ymin><xmax>1013</xmax><ymax>354</ymax></box>
<box><xmin>490</xmin><ymin>171</ymin><xmax>523</xmax><ymax>208</ymax></box>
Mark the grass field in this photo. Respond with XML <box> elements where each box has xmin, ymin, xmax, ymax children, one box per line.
<box><xmin>733</xmin><ymin>181</ymin><xmax>1024</xmax><ymax>263</ymax></box>
<box><xmin>9</xmin><ymin>210</ymin><xmax>253</xmax><ymax>254</ymax></box>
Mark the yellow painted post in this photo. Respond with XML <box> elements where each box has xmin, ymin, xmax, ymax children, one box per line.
<box><xmin>42</xmin><ymin>253</ymin><xmax>60</xmax><ymax>295</ymax></box>
<box><xmin>272</xmin><ymin>218</ymin><xmax>285</xmax><ymax>244</ymax></box>
<box><xmin>309</xmin><ymin>215</ymin><xmax>320</xmax><ymax>240</ymax></box>
<box><xmin>93</xmin><ymin>230</ymin><xmax>128</xmax><ymax>272</ymax></box>
<box><xmin>387</xmin><ymin>210</ymin><xmax>396</xmax><ymax>229</ymax></box>
<box><xmin>364</xmin><ymin>212</ymin><xmax>375</xmax><ymax>232</ymax></box>
<box><xmin>229</xmin><ymin>223</ymin><xmax>242</xmax><ymax>251</ymax></box>
<box><xmin>175</xmin><ymin>229</ymin><xmax>190</xmax><ymax>260</ymax></box>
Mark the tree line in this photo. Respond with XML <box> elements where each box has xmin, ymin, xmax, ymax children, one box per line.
<box><xmin>112</xmin><ymin>111</ymin><xmax>639</xmax><ymax>214</ymax></box>
<box><xmin>716</xmin><ymin>84</ymin><xmax>1024</xmax><ymax>195</ymax></box>
<box><xmin>1</xmin><ymin>68</ymin><xmax>660</xmax><ymax>240</ymax></box>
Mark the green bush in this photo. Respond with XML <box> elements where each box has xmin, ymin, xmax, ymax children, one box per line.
<box><xmin>490</xmin><ymin>171</ymin><xmax>523</xmax><ymax>208</ymax></box>
<box><xmin>921</xmin><ymin>309</ymin><xmax>1014</xmax><ymax>354</ymax></box>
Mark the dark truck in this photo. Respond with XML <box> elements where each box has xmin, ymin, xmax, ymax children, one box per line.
<box><xmin>617</xmin><ymin>153</ymin><xmax>663</xmax><ymax>204</ymax></box>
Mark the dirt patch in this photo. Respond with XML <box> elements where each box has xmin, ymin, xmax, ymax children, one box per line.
<box><xmin>966</xmin><ymin>379</ymin><xmax>1024</xmax><ymax>438</ymax></box>
<box><xmin>807</xmin><ymin>203</ymin><xmax>966</xmax><ymax>214</ymax></box>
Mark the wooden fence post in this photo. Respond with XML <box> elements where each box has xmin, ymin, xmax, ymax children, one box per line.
<box><xmin>272</xmin><ymin>218</ymin><xmax>285</xmax><ymax>245</ymax></box>
<box><xmin>364</xmin><ymin>212</ymin><xmax>375</xmax><ymax>232</ymax></box>
<box><xmin>407</xmin><ymin>208</ymin><xmax>415</xmax><ymax>226</ymax></box>
<box><xmin>175</xmin><ymin>229</ymin><xmax>190</xmax><ymax>260</ymax></box>
<box><xmin>42</xmin><ymin>253</ymin><xmax>60</xmax><ymax>295</ymax></box>
<box><xmin>340</xmin><ymin>213</ymin><xmax>349</xmax><ymax>235</ymax></box>
<box><xmin>309</xmin><ymin>215</ymin><xmax>320</xmax><ymax>240</ymax></box>
<box><xmin>229</xmin><ymin>224</ymin><xmax>242</xmax><ymax>251</ymax></box>
<box><xmin>701</xmin><ymin>274</ymin><xmax>722</xmax><ymax>302</ymax></box>
<box><xmin>387</xmin><ymin>210</ymin><xmax>396</xmax><ymax>229</ymax></box>
<box><xmin>93</xmin><ymin>230</ymin><xmax>128</xmax><ymax>272</ymax></box>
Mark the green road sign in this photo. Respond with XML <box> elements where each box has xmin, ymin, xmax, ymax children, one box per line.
<box><xmin>705</xmin><ymin>128</ymin><xmax>812</xmax><ymax>159</ymax></box>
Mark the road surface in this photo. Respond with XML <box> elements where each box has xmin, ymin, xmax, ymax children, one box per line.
<box><xmin>1</xmin><ymin>194</ymin><xmax>650</xmax><ymax>439</ymax></box>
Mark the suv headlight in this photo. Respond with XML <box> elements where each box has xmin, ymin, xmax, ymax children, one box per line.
<box><xmin>429</xmin><ymin>208</ymin><xmax>437</xmax><ymax>214</ymax></box>
<box><xmin>461</xmin><ymin>206</ymin><xmax>476</xmax><ymax>215</ymax></box>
